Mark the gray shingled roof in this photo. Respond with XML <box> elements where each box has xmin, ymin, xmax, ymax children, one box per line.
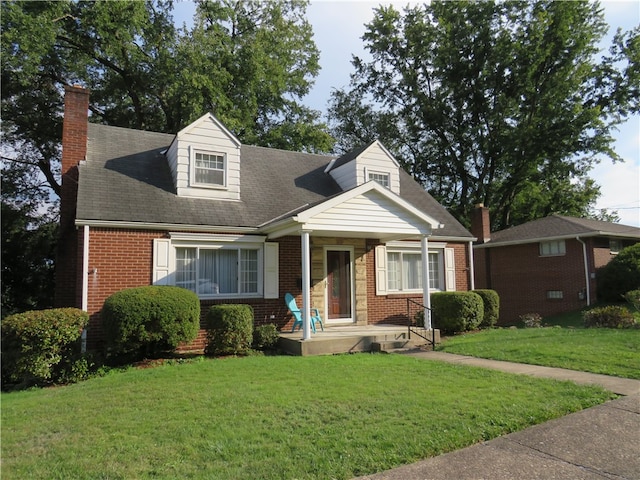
<box><xmin>77</xmin><ymin>123</ymin><xmax>472</xmax><ymax>239</ymax></box>
<box><xmin>483</xmin><ymin>214</ymin><xmax>640</xmax><ymax>246</ymax></box>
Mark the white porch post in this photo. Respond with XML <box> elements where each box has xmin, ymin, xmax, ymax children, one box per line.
<box><xmin>421</xmin><ymin>235</ymin><xmax>432</xmax><ymax>330</ymax></box>
<box><xmin>301</xmin><ymin>230</ymin><xmax>312</xmax><ymax>340</ymax></box>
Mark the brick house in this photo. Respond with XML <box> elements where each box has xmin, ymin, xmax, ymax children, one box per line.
<box><xmin>55</xmin><ymin>86</ymin><xmax>474</xmax><ymax>351</ymax></box>
<box><xmin>472</xmin><ymin>205</ymin><xmax>640</xmax><ymax>323</ymax></box>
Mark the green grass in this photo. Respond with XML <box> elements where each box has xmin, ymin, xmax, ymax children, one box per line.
<box><xmin>439</xmin><ymin>326</ymin><xmax>640</xmax><ymax>379</ymax></box>
<box><xmin>1</xmin><ymin>354</ymin><xmax>613</xmax><ymax>479</ymax></box>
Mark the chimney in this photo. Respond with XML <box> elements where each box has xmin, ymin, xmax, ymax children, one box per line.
<box><xmin>471</xmin><ymin>203</ymin><xmax>491</xmax><ymax>244</ymax></box>
<box><xmin>55</xmin><ymin>85</ymin><xmax>89</xmax><ymax>308</ymax></box>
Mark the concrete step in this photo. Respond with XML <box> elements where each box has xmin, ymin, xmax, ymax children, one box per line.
<box><xmin>371</xmin><ymin>340</ymin><xmax>415</xmax><ymax>352</ymax></box>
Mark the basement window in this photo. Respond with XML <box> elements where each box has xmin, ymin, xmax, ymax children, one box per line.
<box><xmin>546</xmin><ymin>290</ymin><xmax>564</xmax><ymax>300</ymax></box>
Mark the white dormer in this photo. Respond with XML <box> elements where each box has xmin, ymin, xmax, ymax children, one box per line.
<box><xmin>166</xmin><ymin>113</ymin><xmax>241</xmax><ymax>200</ymax></box>
<box><xmin>325</xmin><ymin>140</ymin><xmax>400</xmax><ymax>195</ymax></box>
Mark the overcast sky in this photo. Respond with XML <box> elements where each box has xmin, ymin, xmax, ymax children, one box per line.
<box><xmin>174</xmin><ymin>0</ymin><xmax>640</xmax><ymax>227</ymax></box>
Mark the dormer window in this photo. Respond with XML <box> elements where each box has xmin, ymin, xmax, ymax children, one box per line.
<box><xmin>368</xmin><ymin>171</ymin><xmax>390</xmax><ymax>189</ymax></box>
<box><xmin>193</xmin><ymin>151</ymin><xmax>226</xmax><ymax>187</ymax></box>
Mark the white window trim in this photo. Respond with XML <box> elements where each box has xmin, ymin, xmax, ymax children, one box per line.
<box><xmin>540</xmin><ymin>240</ymin><xmax>566</xmax><ymax>257</ymax></box>
<box><xmin>364</xmin><ymin>167</ymin><xmax>391</xmax><ymax>189</ymax></box>
<box><xmin>190</xmin><ymin>146</ymin><xmax>227</xmax><ymax>190</ymax></box>
<box><xmin>153</xmin><ymin>238</ymin><xmax>278</xmax><ymax>299</ymax></box>
<box><xmin>378</xmin><ymin>243</ymin><xmax>450</xmax><ymax>294</ymax></box>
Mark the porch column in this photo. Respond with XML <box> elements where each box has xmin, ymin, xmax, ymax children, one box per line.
<box><xmin>301</xmin><ymin>230</ymin><xmax>312</xmax><ymax>340</ymax></box>
<box><xmin>421</xmin><ymin>235</ymin><xmax>432</xmax><ymax>330</ymax></box>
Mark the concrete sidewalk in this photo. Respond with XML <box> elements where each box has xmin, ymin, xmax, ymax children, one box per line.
<box><xmin>355</xmin><ymin>351</ymin><xmax>640</xmax><ymax>480</ymax></box>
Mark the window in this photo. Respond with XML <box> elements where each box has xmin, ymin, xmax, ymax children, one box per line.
<box><xmin>194</xmin><ymin>151</ymin><xmax>225</xmax><ymax>187</ymax></box>
<box><xmin>547</xmin><ymin>290</ymin><xmax>564</xmax><ymax>299</ymax></box>
<box><xmin>175</xmin><ymin>246</ymin><xmax>259</xmax><ymax>295</ymax></box>
<box><xmin>368</xmin><ymin>171</ymin><xmax>390</xmax><ymax>188</ymax></box>
<box><xmin>609</xmin><ymin>239</ymin><xmax>622</xmax><ymax>254</ymax></box>
<box><xmin>387</xmin><ymin>250</ymin><xmax>442</xmax><ymax>291</ymax></box>
<box><xmin>540</xmin><ymin>240</ymin><xmax>566</xmax><ymax>256</ymax></box>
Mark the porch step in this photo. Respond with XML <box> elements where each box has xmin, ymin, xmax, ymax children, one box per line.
<box><xmin>371</xmin><ymin>340</ymin><xmax>414</xmax><ymax>353</ymax></box>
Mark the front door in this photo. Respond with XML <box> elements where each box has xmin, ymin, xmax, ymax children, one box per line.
<box><xmin>325</xmin><ymin>249</ymin><xmax>353</xmax><ymax>323</ymax></box>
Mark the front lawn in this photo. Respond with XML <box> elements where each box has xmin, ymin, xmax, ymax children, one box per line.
<box><xmin>1</xmin><ymin>354</ymin><xmax>613</xmax><ymax>479</ymax></box>
<box><xmin>439</xmin><ymin>327</ymin><xmax>640</xmax><ymax>379</ymax></box>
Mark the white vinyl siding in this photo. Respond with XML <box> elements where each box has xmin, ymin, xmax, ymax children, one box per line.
<box><xmin>329</xmin><ymin>141</ymin><xmax>400</xmax><ymax>194</ymax></box>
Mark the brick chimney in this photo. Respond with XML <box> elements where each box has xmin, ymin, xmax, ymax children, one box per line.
<box><xmin>55</xmin><ymin>85</ymin><xmax>90</xmax><ymax>308</ymax></box>
<box><xmin>471</xmin><ymin>203</ymin><xmax>491</xmax><ymax>244</ymax></box>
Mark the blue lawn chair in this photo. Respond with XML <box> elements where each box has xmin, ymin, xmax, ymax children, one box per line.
<box><xmin>285</xmin><ymin>293</ymin><xmax>324</xmax><ymax>333</ymax></box>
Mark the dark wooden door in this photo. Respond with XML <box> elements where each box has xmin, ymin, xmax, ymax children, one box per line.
<box><xmin>326</xmin><ymin>250</ymin><xmax>352</xmax><ymax>320</ymax></box>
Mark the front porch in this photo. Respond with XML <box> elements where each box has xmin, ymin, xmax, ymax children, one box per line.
<box><xmin>278</xmin><ymin>324</ymin><xmax>440</xmax><ymax>356</ymax></box>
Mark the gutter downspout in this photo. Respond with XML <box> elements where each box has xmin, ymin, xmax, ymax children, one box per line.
<box><xmin>576</xmin><ymin>236</ymin><xmax>591</xmax><ymax>306</ymax></box>
<box><xmin>468</xmin><ymin>241</ymin><xmax>475</xmax><ymax>291</ymax></box>
<box><xmin>81</xmin><ymin>225</ymin><xmax>90</xmax><ymax>353</ymax></box>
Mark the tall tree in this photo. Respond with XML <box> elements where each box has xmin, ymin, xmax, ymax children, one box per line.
<box><xmin>328</xmin><ymin>1</ymin><xmax>638</xmax><ymax>229</ymax></box>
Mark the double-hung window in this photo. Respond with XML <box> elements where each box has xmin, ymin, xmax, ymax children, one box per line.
<box><xmin>386</xmin><ymin>250</ymin><xmax>443</xmax><ymax>292</ymax></box>
<box><xmin>193</xmin><ymin>151</ymin><xmax>225</xmax><ymax>187</ymax></box>
<box><xmin>540</xmin><ymin>240</ymin><xmax>566</xmax><ymax>256</ymax></box>
<box><xmin>175</xmin><ymin>246</ymin><xmax>259</xmax><ymax>295</ymax></box>
<box><xmin>368</xmin><ymin>171</ymin><xmax>390</xmax><ymax>189</ymax></box>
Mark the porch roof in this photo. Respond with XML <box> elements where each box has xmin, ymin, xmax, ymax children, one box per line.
<box><xmin>259</xmin><ymin>181</ymin><xmax>443</xmax><ymax>241</ymax></box>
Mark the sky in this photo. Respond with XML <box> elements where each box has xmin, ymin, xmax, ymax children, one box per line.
<box><xmin>174</xmin><ymin>0</ymin><xmax>640</xmax><ymax>227</ymax></box>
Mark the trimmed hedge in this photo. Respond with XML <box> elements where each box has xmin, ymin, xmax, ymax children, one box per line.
<box><xmin>1</xmin><ymin>308</ymin><xmax>89</xmax><ymax>388</ymax></box>
<box><xmin>102</xmin><ymin>286</ymin><xmax>200</xmax><ymax>359</ymax></box>
<box><xmin>252</xmin><ymin>324</ymin><xmax>279</xmax><ymax>351</ymax></box>
<box><xmin>597</xmin><ymin>243</ymin><xmax>640</xmax><ymax>302</ymax></box>
<box><xmin>431</xmin><ymin>292</ymin><xmax>484</xmax><ymax>334</ymax></box>
<box><xmin>583</xmin><ymin>305</ymin><xmax>636</xmax><ymax>329</ymax></box>
<box><xmin>473</xmin><ymin>289</ymin><xmax>500</xmax><ymax>328</ymax></box>
<box><xmin>205</xmin><ymin>304</ymin><xmax>253</xmax><ymax>356</ymax></box>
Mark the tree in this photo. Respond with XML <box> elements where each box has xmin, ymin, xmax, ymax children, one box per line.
<box><xmin>328</xmin><ymin>0</ymin><xmax>639</xmax><ymax>230</ymax></box>
<box><xmin>1</xmin><ymin>0</ymin><xmax>332</xmax><ymax>313</ymax></box>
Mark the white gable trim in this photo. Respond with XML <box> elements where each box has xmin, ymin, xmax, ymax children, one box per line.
<box><xmin>295</xmin><ymin>181</ymin><xmax>440</xmax><ymax>229</ymax></box>
<box><xmin>177</xmin><ymin>112</ymin><xmax>241</xmax><ymax>147</ymax></box>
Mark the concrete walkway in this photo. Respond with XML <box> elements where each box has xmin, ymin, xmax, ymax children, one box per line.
<box><xmin>355</xmin><ymin>351</ymin><xmax>640</xmax><ymax>480</ymax></box>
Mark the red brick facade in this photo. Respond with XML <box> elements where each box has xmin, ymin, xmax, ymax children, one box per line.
<box><xmin>474</xmin><ymin>237</ymin><xmax>635</xmax><ymax>324</ymax></box>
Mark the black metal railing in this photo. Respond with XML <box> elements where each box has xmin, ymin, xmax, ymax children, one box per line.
<box><xmin>406</xmin><ymin>298</ymin><xmax>436</xmax><ymax>350</ymax></box>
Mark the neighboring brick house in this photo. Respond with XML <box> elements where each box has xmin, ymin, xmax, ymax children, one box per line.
<box><xmin>472</xmin><ymin>205</ymin><xmax>640</xmax><ymax>324</ymax></box>
<box><xmin>55</xmin><ymin>86</ymin><xmax>474</xmax><ymax>351</ymax></box>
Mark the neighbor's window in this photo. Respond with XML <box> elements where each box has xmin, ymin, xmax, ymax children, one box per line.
<box><xmin>546</xmin><ymin>290</ymin><xmax>564</xmax><ymax>299</ymax></box>
<box><xmin>194</xmin><ymin>151</ymin><xmax>225</xmax><ymax>187</ymax></box>
<box><xmin>387</xmin><ymin>250</ymin><xmax>441</xmax><ymax>291</ymax></box>
<box><xmin>609</xmin><ymin>239</ymin><xmax>622</xmax><ymax>254</ymax></box>
<box><xmin>175</xmin><ymin>247</ymin><xmax>259</xmax><ymax>295</ymax></box>
<box><xmin>540</xmin><ymin>240</ymin><xmax>566</xmax><ymax>256</ymax></box>
<box><xmin>368</xmin><ymin>171</ymin><xmax>390</xmax><ymax>189</ymax></box>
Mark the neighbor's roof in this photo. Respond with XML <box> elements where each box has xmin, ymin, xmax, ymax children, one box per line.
<box><xmin>477</xmin><ymin>214</ymin><xmax>640</xmax><ymax>248</ymax></box>
<box><xmin>77</xmin><ymin>123</ymin><xmax>472</xmax><ymax>239</ymax></box>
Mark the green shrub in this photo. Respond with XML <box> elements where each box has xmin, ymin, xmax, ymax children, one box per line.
<box><xmin>583</xmin><ymin>305</ymin><xmax>636</xmax><ymax>328</ymax></box>
<box><xmin>431</xmin><ymin>292</ymin><xmax>484</xmax><ymax>334</ymax></box>
<box><xmin>102</xmin><ymin>286</ymin><xmax>200</xmax><ymax>359</ymax></box>
<box><xmin>473</xmin><ymin>289</ymin><xmax>500</xmax><ymax>328</ymax></box>
<box><xmin>520</xmin><ymin>313</ymin><xmax>542</xmax><ymax>328</ymax></box>
<box><xmin>1</xmin><ymin>308</ymin><xmax>89</xmax><ymax>388</ymax></box>
<box><xmin>597</xmin><ymin>243</ymin><xmax>640</xmax><ymax>302</ymax></box>
<box><xmin>624</xmin><ymin>289</ymin><xmax>640</xmax><ymax>311</ymax></box>
<box><xmin>205</xmin><ymin>304</ymin><xmax>253</xmax><ymax>356</ymax></box>
<box><xmin>252</xmin><ymin>324</ymin><xmax>279</xmax><ymax>351</ymax></box>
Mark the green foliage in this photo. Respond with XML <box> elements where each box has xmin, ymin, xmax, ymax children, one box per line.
<box><xmin>205</xmin><ymin>304</ymin><xmax>254</xmax><ymax>356</ymax></box>
<box><xmin>1</xmin><ymin>308</ymin><xmax>89</xmax><ymax>388</ymax></box>
<box><xmin>520</xmin><ymin>313</ymin><xmax>543</xmax><ymax>328</ymax></box>
<box><xmin>597</xmin><ymin>243</ymin><xmax>640</xmax><ymax>302</ymax></box>
<box><xmin>252</xmin><ymin>323</ymin><xmax>279</xmax><ymax>351</ymax></box>
<box><xmin>473</xmin><ymin>289</ymin><xmax>500</xmax><ymax>328</ymax></box>
<box><xmin>431</xmin><ymin>292</ymin><xmax>484</xmax><ymax>334</ymax></box>
<box><xmin>328</xmin><ymin>1</ymin><xmax>639</xmax><ymax>229</ymax></box>
<box><xmin>102</xmin><ymin>286</ymin><xmax>200</xmax><ymax>360</ymax></box>
<box><xmin>583</xmin><ymin>305</ymin><xmax>636</xmax><ymax>329</ymax></box>
<box><xmin>624</xmin><ymin>289</ymin><xmax>640</xmax><ymax>311</ymax></box>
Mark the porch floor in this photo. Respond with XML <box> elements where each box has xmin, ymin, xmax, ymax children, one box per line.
<box><xmin>278</xmin><ymin>324</ymin><xmax>440</xmax><ymax>356</ymax></box>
